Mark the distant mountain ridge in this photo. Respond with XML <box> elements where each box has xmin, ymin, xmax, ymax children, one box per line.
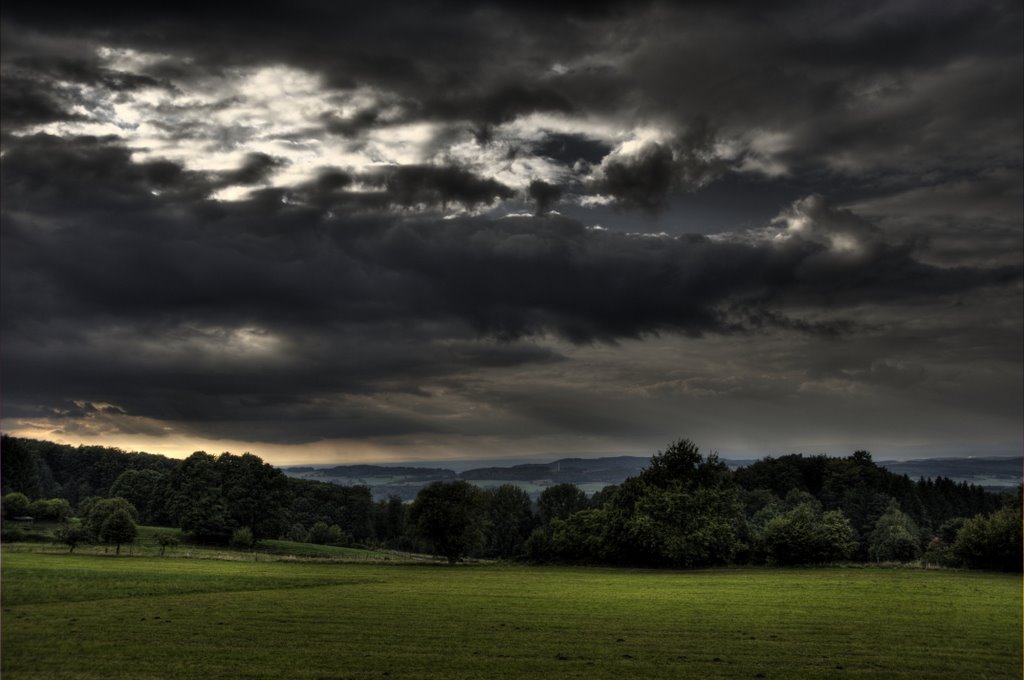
<box><xmin>281</xmin><ymin>454</ymin><xmax>1021</xmax><ymax>501</ymax></box>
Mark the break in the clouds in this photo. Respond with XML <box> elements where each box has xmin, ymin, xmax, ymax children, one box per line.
<box><xmin>1</xmin><ymin>0</ymin><xmax>1021</xmax><ymax>463</ymax></box>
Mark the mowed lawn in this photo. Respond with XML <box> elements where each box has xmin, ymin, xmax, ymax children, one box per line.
<box><xmin>1</xmin><ymin>552</ymin><xmax>1020</xmax><ymax>680</ymax></box>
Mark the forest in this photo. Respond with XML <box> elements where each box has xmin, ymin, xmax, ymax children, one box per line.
<box><xmin>1</xmin><ymin>435</ymin><xmax>1019</xmax><ymax>571</ymax></box>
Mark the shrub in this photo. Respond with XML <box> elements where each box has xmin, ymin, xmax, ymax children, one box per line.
<box><xmin>868</xmin><ymin>502</ymin><xmax>921</xmax><ymax>562</ymax></box>
<box><xmin>2</xmin><ymin>492</ymin><xmax>30</xmax><ymax>519</ymax></box>
<box><xmin>230</xmin><ymin>526</ymin><xmax>256</xmax><ymax>549</ymax></box>
<box><xmin>286</xmin><ymin>523</ymin><xmax>308</xmax><ymax>543</ymax></box>
<box><xmin>762</xmin><ymin>503</ymin><xmax>857</xmax><ymax>565</ymax></box>
<box><xmin>308</xmin><ymin>521</ymin><xmax>332</xmax><ymax>545</ymax></box>
<box><xmin>155</xmin><ymin>532</ymin><xmax>179</xmax><ymax>556</ymax></box>
<box><xmin>952</xmin><ymin>505</ymin><xmax>1022</xmax><ymax>572</ymax></box>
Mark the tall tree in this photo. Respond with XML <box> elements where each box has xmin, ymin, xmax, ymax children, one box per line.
<box><xmin>483</xmin><ymin>484</ymin><xmax>534</xmax><ymax>558</ymax></box>
<box><xmin>409</xmin><ymin>481</ymin><xmax>486</xmax><ymax>564</ymax></box>
<box><xmin>99</xmin><ymin>509</ymin><xmax>137</xmax><ymax>555</ymax></box>
<box><xmin>537</xmin><ymin>483</ymin><xmax>587</xmax><ymax>525</ymax></box>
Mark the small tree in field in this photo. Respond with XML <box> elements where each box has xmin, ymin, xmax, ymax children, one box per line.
<box><xmin>99</xmin><ymin>509</ymin><xmax>137</xmax><ymax>555</ymax></box>
<box><xmin>56</xmin><ymin>523</ymin><xmax>89</xmax><ymax>553</ymax></box>
<box><xmin>155</xmin><ymin>532</ymin><xmax>179</xmax><ymax>557</ymax></box>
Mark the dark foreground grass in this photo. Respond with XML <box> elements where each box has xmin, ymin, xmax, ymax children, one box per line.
<box><xmin>1</xmin><ymin>552</ymin><xmax>1020</xmax><ymax>679</ymax></box>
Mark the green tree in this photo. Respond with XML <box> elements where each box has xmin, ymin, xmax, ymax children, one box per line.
<box><xmin>167</xmin><ymin>452</ymin><xmax>232</xmax><ymax>542</ymax></box>
<box><xmin>84</xmin><ymin>497</ymin><xmax>139</xmax><ymax>540</ymax></box>
<box><xmin>155</xmin><ymin>532</ymin><xmax>179</xmax><ymax>556</ymax></box>
<box><xmin>868</xmin><ymin>502</ymin><xmax>921</xmax><ymax>562</ymax></box>
<box><xmin>286</xmin><ymin>523</ymin><xmax>309</xmax><ymax>542</ymax></box>
<box><xmin>99</xmin><ymin>509</ymin><xmax>137</xmax><ymax>555</ymax></box>
<box><xmin>0</xmin><ymin>436</ymin><xmax>43</xmax><ymax>498</ymax></box>
<box><xmin>409</xmin><ymin>481</ymin><xmax>486</xmax><ymax>564</ymax></box>
<box><xmin>230</xmin><ymin>526</ymin><xmax>256</xmax><ymax>549</ymax></box>
<box><xmin>761</xmin><ymin>503</ymin><xmax>857</xmax><ymax>565</ymax></box>
<box><xmin>548</xmin><ymin>508</ymin><xmax>610</xmax><ymax>562</ymax></box>
<box><xmin>28</xmin><ymin>498</ymin><xmax>72</xmax><ymax>522</ymax></box>
<box><xmin>2</xmin><ymin>492</ymin><xmax>30</xmax><ymax>519</ymax></box>
<box><xmin>110</xmin><ymin>469</ymin><xmax>170</xmax><ymax>525</ymax></box>
<box><xmin>373</xmin><ymin>496</ymin><xmax>407</xmax><ymax>549</ymax></box>
<box><xmin>640</xmin><ymin>439</ymin><xmax>731</xmax><ymax>490</ymax></box>
<box><xmin>308</xmin><ymin>521</ymin><xmax>332</xmax><ymax>545</ymax></box>
<box><xmin>537</xmin><ymin>484</ymin><xmax>587</xmax><ymax>525</ymax></box>
<box><xmin>623</xmin><ymin>484</ymin><xmax>746</xmax><ymax>567</ymax></box>
<box><xmin>56</xmin><ymin>522</ymin><xmax>89</xmax><ymax>553</ymax></box>
<box><xmin>483</xmin><ymin>484</ymin><xmax>534</xmax><ymax>558</ymax></box>
<box><xmin>952</xmin><ymin>505</ymin><xmax>1022</xmax><ymax>572</ymax></box>
<box><xmin>216</xmin><ymin>452</ymin><xmax>290</xmax><ymax>539</ymax></box>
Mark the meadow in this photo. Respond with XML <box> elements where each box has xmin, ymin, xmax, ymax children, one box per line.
<box><xmin>2</xmin><ymin>551</ymin><xmax>1020</xmax><ymax>679</ymax></box>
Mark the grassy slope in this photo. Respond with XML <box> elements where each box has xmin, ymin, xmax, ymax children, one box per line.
<box><xmin>5</xmin><ymin>526</ymin><xmax>413</xmax><ymax>562</ymax></box>
<box><xmin>1</xmin><ymin>552</ymin><xmax>1020</xmax><ymax>680</ymax></box>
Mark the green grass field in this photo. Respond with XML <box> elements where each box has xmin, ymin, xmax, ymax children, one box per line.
<box><xmin>1</xmin><ymin>552</ymin><xmax>1020</xmax><ymax>679</ymax></box>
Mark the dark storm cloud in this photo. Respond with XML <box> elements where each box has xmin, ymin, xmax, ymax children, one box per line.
<box><xmin>218</xmin><ymin>153</ymin><xmax>288</xmax><ymax>186</ymax></box>
<box><xmin>4</xmin><ymin>0</ymin><xmax>1019</xmax><ymax>188</ymax></box>
<box><xmin>0</xmin><ymin>73</ymin><xmax>81</xmax><ymax>129</ymax></box>
<box><xmin>362</xmin><ymin>165</ymin><xmax>516</xmax><ymax>209</ymax></box>
<box><xmin>2</xmin><ymin>132</ymin><xmax>1019</xmax><ymax>443</ymax></box>
<box><xmin>531</xmin><ymin>133</ymin><xmax>612</xmax><ymax>167</ymax></box>
<box><xmin>528</xmin><ymin>180</ymin><xmax>563</xmax><ymax>216</ymax></box>
<box><xmin>0</xmin><ymin>0</ymin><xmax>1020</xmax><ymax>452</ymax></box>
<box><xmin>589</xmin><ymin>118</ymin><xmax>726</xmax><ymax>211</ymax></box>
<box><xmin>2</xmin><ymin>136</ymin><xmax>1017</xmax><ymax>340</ymax></box>
<box><xmin>592</xmin><ymin>143</ymin><xmax>675</xmax><ymax>212</ymax></box>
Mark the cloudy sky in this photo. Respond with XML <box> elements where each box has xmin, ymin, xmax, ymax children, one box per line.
<box><xmin>1</xmin><ymin>1</ymin><xmax>1021</xmax><ymax>465</ymax></box>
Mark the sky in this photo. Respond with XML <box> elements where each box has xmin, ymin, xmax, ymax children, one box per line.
<box><xmin>1</xmin><ymin>0</ymin><xmax>1021</xmax><ymax>466</ymax></box>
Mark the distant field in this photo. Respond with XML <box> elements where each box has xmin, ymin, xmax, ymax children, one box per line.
<box><xmin>1</xmin><ymin>527</ymin><xmax>431</xmax><ymax>563</ymax></box>
<box><xmin>2</xmin><ymin>553</ymin><xmax>1020</xmax><ymax>679</ymax></box>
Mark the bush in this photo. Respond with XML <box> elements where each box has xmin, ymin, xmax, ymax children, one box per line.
<box><xmin>85</xmin><ymin>497</ymin><xmax>140</xmax><ymax>539</ymax></box>
<box><xmin>952</xmin><ymin>505</ymin><xmax>1022</xmax><ymax>572</ymax></box>
<box><xmin>286</xmin><ymin>523</ymin><xmax>308</xmax><ymax>543</ymax></box>
<box><xmin>230</xmin><ymin>526</ymin><xmax>256</xmax><ymax>549</ymax></box>
<box><xmin>868</xmin><ymin>502</ymin><xmax>921</xmax><ymax>562</ymax></box>
<box><xmin>308</xmin><ymin>521</ymin><xmax>332</xmax><ymax>545</ymax></box>
<box><xmin>2</xmin><ymin>492</ymin><xmax>31</xmax><ymax>519</ymax></box>
<box><xmin>155</xmin><ymin>532</ymin><xmax>179</xmax><ymax>556</ymax></box>
<box><xmin>762</xmin><ymin>504</ymin><xmax>857</xmax><ymax>565</ymax></box>
<box><xmin>2</xmin><ymin>526</ymin><xmax>28</xmax><ymax>543</ymax></box>
<box><xmin>28</xmin><ymin>498</ymin><xmax>72</xmax><ymax>522</ymax></box>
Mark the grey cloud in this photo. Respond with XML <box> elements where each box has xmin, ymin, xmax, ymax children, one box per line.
<box><xmin>528</xmin><ymin>180</ymin><xmax>563</xmax><ymax>215</ymax></box>
<box><xmin>0</xmin><ymin>0</ymin><xmax>1020</xmax><ymax>452</ymax></box>
<box><xmin>362</xmin><ymin>164</ymin><xmax>516</xmax><ymax>209</ymax></box>
<box><xmin>591</xmin><ymin>119</ymin><xmax>727</xmax><ymax>211</ymax></box>
<box><xmin>0</xmin><ymin>73</ymin><xmax>82</xmax><ymax>129</ymax></box>
<box><xmin>218</xmin><ymin>153</ymin><xmax>288</xmax><ymax>186</ymax></box>
<box><xmin>591</xmin><ymin>142</ymin><xmax>675</xmax><ymax>211</ymax></box>
<box><xmin>532</xmin><ymin>133</ymin><xmax>612</xmax><ymax>167</ymax></box>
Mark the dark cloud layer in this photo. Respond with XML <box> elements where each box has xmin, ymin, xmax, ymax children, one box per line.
<box><xmin>2</xmin><ymin>131</ymin><xmax>1019</xmax><ymax>443</ymax></box>
<box><xmin>1</xmin><ymin>0</ymin><xmax>1020</xmax><ymax>455</ymax></box>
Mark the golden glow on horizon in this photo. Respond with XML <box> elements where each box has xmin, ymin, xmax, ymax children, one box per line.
<box><xmin>0</xmin><ymin>419</ymin><xmax>640</xmax><ymax>466</ymax></box>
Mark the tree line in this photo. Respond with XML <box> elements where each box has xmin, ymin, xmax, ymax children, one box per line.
<box><xmin>1</xmin><ymin>435</ymin><xmax>1019</xmax><ymax>570</ymax></box>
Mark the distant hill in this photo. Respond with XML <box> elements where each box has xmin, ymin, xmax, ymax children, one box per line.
<box><xmin>460</xmin><ymin>456</ymin><xmax>650</xmax><ymax>484</ymax></box>
<box><xmin>876</xmin><ymin>456</ymin><xmax>1022</xmax><ymax>491</ymax></box>
<box><xmin>281</xmin><ymin>454</ymin><xmax>1021</xmax><ymax>501</ymax></box>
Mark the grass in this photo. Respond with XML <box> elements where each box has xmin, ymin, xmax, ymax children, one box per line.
<box><xmin>2</xmin><ymin>526</ymin><xmax>427</xmax><ymax>563</ymax></box>
<box><xmin>1</xmin><ymin>551</ymin><xmax>1020</xmax><ymax>679</ymax></box>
